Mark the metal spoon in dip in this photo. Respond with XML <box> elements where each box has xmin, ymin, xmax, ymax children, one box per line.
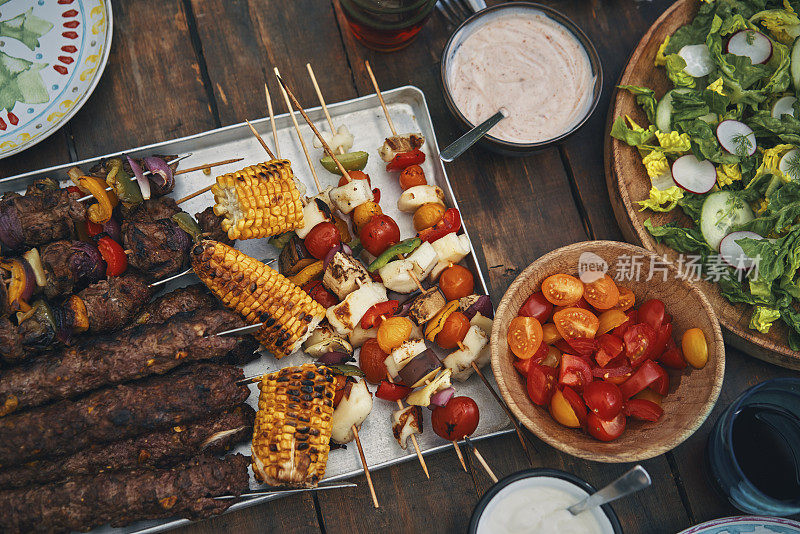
<box><xmin>440</xmin><ymin>108</ymin><xmax>507</xmax><ymax>162</ymax></box>
<box><xmin>567</xmin><ymin>465</ymin><xmax>651</xmax><ymax>516</ymax></box>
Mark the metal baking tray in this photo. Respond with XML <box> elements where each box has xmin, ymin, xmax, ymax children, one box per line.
<box><xmin>1</xmin><ymin>86</ymin><xmax>513</xmax><ymax>534</ymax></box>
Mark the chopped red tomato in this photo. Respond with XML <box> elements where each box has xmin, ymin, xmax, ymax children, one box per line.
<box><xmin>587</xmin><ymin>411</ymin><xmax>626</xmax><ymax>441</ymax></box>
<box><xmin>624</xmin><ymin>323</ymin><xmax>657</xmax><ymax>367</ymax></box>
<box><xmin>564</xmin><ymin>337</ymin><xmax>598</xmax><ymax>357</ymax></box>
<box><xmin>624</xmin><ymin>398</ymin><xmax>663</xmax><ymax>422</ymax></box>
<box><xmin>638</xmin><ymin>299</ymin><xmax>666</xmax><ymax>330</ymax></box>
<box><xmin>518</xmin><ymin>291</ymin><xmax>554</xmax><ymax>323</ymax></box>
<box><xmin>659</xmin><ymin>341</ymin><xmax>687</xmax><ymax>369</ymax></box>
<box><xmin>558</xmin><ymin>353</ymin><xmax>593</xmax><ymax>390</ymax></box>
<box><xmin>651</xmin><ymin>322</ymin><xmax>673</xmax><ymax>360</ymax></box>
<box><xmin>526</xmin><ymin>362</ymin><xmax>558</xmax><ymax>406</ymax></box>
<box><xmin>595</xmin><ymin>334</ymin><xmax>624</xmax><ymax>367</ymax></box>
<box><xmin>619</xmin><ymin>360</ymin><xmax>669</xmax><ymax>399</ymax></box>
<box><xmin>561</xmin><ymin>386</ymin><xmax>587</xmax><ymax>426</ymax></box>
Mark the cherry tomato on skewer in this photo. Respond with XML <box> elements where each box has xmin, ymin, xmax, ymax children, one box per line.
<box><xmin>431</xmin><ymin>396</ymin><xmax>479</xmax><ymax>441</ymax></box>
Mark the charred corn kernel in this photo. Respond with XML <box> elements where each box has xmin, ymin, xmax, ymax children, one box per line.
<box><xmin>252</xmin><ymin>364</ymin><xmax>335</xmax><ymax>487</ymax></box>
<box><xmin>212</xmin><ymin>160</ymin><xmax>305</xmax><ymax>240</ymax></box>
<box><xmin>191</xmin><ymin>240</ymin><xmax>325</xmax><ymax>358</ymax></box>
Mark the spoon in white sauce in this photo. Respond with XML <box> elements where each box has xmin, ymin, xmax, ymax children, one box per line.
<box><xmin>439</xmin><ymin>108</ymin><xmax>507</xmax><ymax>162</ymax></box>
<box><xmin>567</xmin><ymin>465</ymin><xmax>651</xmax><ymax>516</ymax></box>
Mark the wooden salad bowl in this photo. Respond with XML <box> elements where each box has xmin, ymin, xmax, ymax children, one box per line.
<box><xmin>490</xmin><ymin>241</ymin><xmax>725</xmax><ymax>463</ymax></box>
<box><xmin>605</xmin><ymin>0</ymin><xmax>799</xmax><ymax>368</ymax></box>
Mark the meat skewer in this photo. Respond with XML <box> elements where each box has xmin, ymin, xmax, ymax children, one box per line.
<box><xmin>0</xmin><ymin>405</ymin><xmax>254</xmax><ymax>490</ymax></box>
<box><xmin>0</xmin><ymin>362</ymin><xmax>249</xmax><ymax>465</ymax></box>
<box><xmin>0</xmin><ymin>308</ymin><xmax>251</xmax><ymax>415</ymax></box>
<box><xmin>0</xmin><ymin>453</ymin><xmax>251</xmax><ymax>534</ymax></box>
<box><xmin>214</xmin><ymin>481</ymin><xmax>357</xmax><ymax>500</ymax></box>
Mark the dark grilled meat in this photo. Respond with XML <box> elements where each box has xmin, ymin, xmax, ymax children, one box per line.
<box><xmin>196</xmin><ymin>206</ymin><xmax>233</xmax><ymax>245</ymax></box>
<box><xmin>0</xmin><ymin>279</ymin><xmax>8</xmax><ymax>318</ymax></box>
<box><xmin>0</xmin><ymin>308</ymin><xmax>249</xmax><ymax>414</ymax></box>
<box><xmin>0</xmin><ymin>363</ymin><xmax>249</xmax><ymax>465</ymax></box>
<box><xmin>0</xmin><ymin>406</ymin><xmax>254</xmax><ymax>490</ymax></box>
<box><xmin>131</xmin><ymin>283</ymin><xmax>217</xmax><ymax>326</ymax></box>
<box><xmin>0</xmin><ymin>187</ymin><xmax>84</xmax><ymax>251</ymax></box>
<box><xmin>122</xmin><ymin>219</ymin><xmax>191</xmax><ymax>280</ymax></box>
<box><xmin>80</xmin><ymin>271</ymin><xmax>152</xmax><ymax>333</ymax></box>
<box><xmin>0</xmin><ymin>317</ymin><xmax>23</xmax><ymax>364</ymax></box>
<box><xmin>118</xmin><ymin>196</ymin><xmax>182</xmax><ymax>223</ymax></box>
<box><xmin>0</xmin><ymin>453</ymin><xmax>250</xmax><ymax>534</ymax></box>
<box><xmin>40</xmin><ymin>240</ymin><xmax>75</xmax><ymax>299</ymax></box>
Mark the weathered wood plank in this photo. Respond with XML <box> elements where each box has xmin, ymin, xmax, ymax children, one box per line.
<box><xmin>0</xmin><ymin>131</ymin><xmax>71</xmax><ymax>178</ymax></box>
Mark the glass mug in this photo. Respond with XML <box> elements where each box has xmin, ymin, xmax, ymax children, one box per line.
<box><xmin>707</xmin><ymin>378</ymin><xmax>800</xmax><ymax>516</ymax></box>
<box><xmin>339</xmin><ymin>0</ymin><xmax>438</xmax><ymax>52</ymax></box>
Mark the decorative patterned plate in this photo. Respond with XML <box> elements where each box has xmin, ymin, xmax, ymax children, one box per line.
<box><xmin>0</xmin><ymin>0</ymin><xmax>112</xmax><ymax>159</ymax></box>
<box><xmin>679</xmin><ymin>516</ymin><xmax>800</xmax><ymax>534</ymax></box>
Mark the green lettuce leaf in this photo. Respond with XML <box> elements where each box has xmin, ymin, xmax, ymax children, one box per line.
<box><xmin>618</xmin><ymin>85</ymin><xmax>658</xmax><ymax>124</ymax></box>
<box><xmin>644</xmin><ymin>218</ymin><xmax>716</xmax><ymax>256</ymax></box>
<box><xmin>750</xmin><ymin>305</ymin><xmax>781</xmax><ymax>332</ymax></box>
<box><xmin>610</xmin><ymin>116</ymin><xmax>657</xmax><ymax>147</ymax></box>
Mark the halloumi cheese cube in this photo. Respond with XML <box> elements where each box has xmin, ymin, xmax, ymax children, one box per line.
<box><xmin>326</xmin><ymin>282</ymin><xmax>387</xmax><ymax>335</ymax></box>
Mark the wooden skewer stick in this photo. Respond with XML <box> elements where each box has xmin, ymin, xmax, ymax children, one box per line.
<box><xmin>245</xmin><ymin>119</ymin><xmax>276</xmax><ymax>160</ymax></box>
<box><xmin>176</xmin><ymin>184</ymin><xmax>213</xmax><ymax>205</ymax></box>
<box><xmin>452</xmin><ymin>440</ymin><xmax>468</xmax><ymax>472</ymax></box>
<box><xmin>77</xmin><ymin>153</ymin><xmax>193</xmax><ymax>202</ymax></box>
<box><xmin>273</xmin><ymin>67</ymin><xmax>323</xmax><ymax>193</ymax></box>
<box><xmin>386</xmin><ymin>373</ymin><xmax>430</xmax><ymax>479</ymax></box>
<box><xmin>264</xmin><ymin>83</ymin><xmax>281</xmax><ymax>159</ymax></box>
<box><xmin>352</xmin><ymin>424</ymin><xmax>380</xmax><ymax>508</ymax></box>
<box><xmin>465</xmin><ymin>436</ymin><xmax>498</xmax><ymax>483</ymax></box>
<box><xmin>364</xmin><ymin>61</ymin><xmax>397</xmax><ymax>137</ymax></box>
<box><xmin>306</xmin><ymin>63</ymin><xmax>345</xmax><ymax>155</ymax></box>
<box><xmin>174</xmin><ymin>158</ymin><xmax>244</xmax><ymax>176</ymax></box>
<box><xmin>274</xmin><ymin>73</ymin><xmax>353</xmax><ymax>184</ymax></box>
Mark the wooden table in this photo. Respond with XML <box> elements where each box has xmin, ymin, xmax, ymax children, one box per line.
<box><xmin>3</xmin><ymin>1</ymin><xmax>797</xmax><ymax>532</ymax></box>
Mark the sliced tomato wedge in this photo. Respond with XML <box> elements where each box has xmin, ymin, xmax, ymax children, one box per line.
<box><xmin>583</xmin><ymin>380</ymin><xmax>623</xmax><ymax>419</ymax></box>
<box><xmin>659</xmin><ymin>341</ymin><xmax>687</xmax><ymax>369</ymax></box>
<box><xmin>619</xmin><ymin>360</ymin><xmax>669</xmax><ymax>399</ymax></box>
<box><xmin>553</xmin><ymin>307</ymin><xmax>600</xmax><ymax>340</ymax></box>
<box><xmin>614</xmin><ymin>286</ymin><xmax>636</xmax><ymax>311</ymax></box>
<box><xmin>561</xmin><ymin>386</ymin><xmax>587</xmax><ymax>426</ymax></box>
<box><xmin>507</xmin><ymin>316</ymin><xmax>543</xmax><ymax>359</ymax></box>
<box><xmin>638</xmin><ymin>299</ymin><xmax>666</xmax><ymax>330</ymax></box>
<box><xmin>624</xmin><ymin>323</ymin><xmax>657</xmax><ymax>367</ymax></box>
<box><xmin>527</xmin><ymin>363</ymin><xmax>558</xmax><ymax>406</ymax></box>
<box><xmin>592</xmin><ymin>359</ymin><xmax>633</xmax><ymax>380</ymax></box>
<box><xmin>612</xmin><ymin>309</ymin><xmax>638</xmax><ymax>338</ymax></box>
<box><xmin>558</xmin><ymin>353</ymin><xmax>593</xmax><ymax>390</ymax></box>
<box><xmin>541</xmin><ymin>274</ymin><xmax>584</xmax><ymax>306</ymax></box>
<box><xmin>564</xmin><ymin>337</ymin><xmax>598</xmax><ymax>357</ymax></box>
<box><xmin>651</xmin><ymin>322</ymin><xmax>673</xmax><ymax>360</ymax></box>
<box><xmin>595</xmin><ymin>334</ymin><xmax>624</xmax><ymax>367</ymax></box>
<box><xmin>587</xmin><ymin>411</ymin><xmax>627</xmax><ymax>441</ymax></box>
<box><xmin>624</xmin><ymin>398</ymin><xmax>664</xmax><ymax>422</ymax></box>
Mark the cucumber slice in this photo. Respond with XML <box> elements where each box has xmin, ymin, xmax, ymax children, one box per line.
<box><xmin>320</xmin><ymin>151</ymin><xmax>369</xmax><ymax>175</ymax></box>
<box><xmin>700</xmin><ymin>191</ymin><xmax>755</xmax><ymax>250</ymax></box>
<box><xmin>792</xmin><ymin>37</ymin><xmax>800</xmax><ymax>90</ymax></box>
<box><xmin>655</xmin><ymin>88</ymin><xmax>691</xmax><ymax>133</ymax></box>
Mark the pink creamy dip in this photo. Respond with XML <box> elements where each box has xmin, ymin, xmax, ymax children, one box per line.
<box><xmin>447</xmin><ymin>11</ymin><xmax>595</xmax><ymax>144</ymax></box>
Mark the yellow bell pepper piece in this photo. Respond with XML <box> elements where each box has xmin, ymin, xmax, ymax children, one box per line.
<box><xmin>79</xmin><ymin>175</ymin><xmax>115</xmax><ymax>224</ymax></box>
<box><xmin>288</xmin><ymin>260</ymin><xmax>324</xmax><ymax>287</ymax></box>
<box><xmin>424</xmin><ymin>300</ymin><xmax>459</xmax><ymax>342</ymax></box>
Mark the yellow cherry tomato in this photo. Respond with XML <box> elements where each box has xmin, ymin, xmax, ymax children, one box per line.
<box><xmin>413</xmin><ymin>202</ymin><xmax>446</xmax><ymax>232</ymax></box>
<box><xmin>682</xmin><ymin>328</ymin><xmax>708</xmax><ymax>369</ymax></box>
<box><xmin>550</xmin><ymin>389</ymin><xmax>581</xmax><ymax>428</ymax></box>
<box><xmin>377</xmin><ymin>316</ymin><xmax>413</xmax><ymax>353</ymax></box>
<box><xmin>352</xmin><ymin>201</ymin><xmax>382</xmax><ymax>233</ymax></box>
<box><xmin>597</xmin><ymin>309</ymin><xmax>629</xmax><ymax>336</ymax></box>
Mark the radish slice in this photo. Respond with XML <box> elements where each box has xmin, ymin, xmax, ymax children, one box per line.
<box><xmin>772</xmin><ymin>96</ymin><xmax>797</xmax><ymax>118</ymax></box>
<box><xmin>719</xmin><ymin>231</ymin><xmax>762</xmax><ymax>269</ymax></box>
<box><xmin>727</xmin><ymin>30</ymin><xmax>772</xmax><ymax>64</ymax></box>
<box><xmin>678</xmin><ymin>44</ymin><xmax>715</xmax><ymax>77</ymax></box>
<box><xmin>672</xmin><ymin>154</ymin><xmax>717</xmax><ymax>194</ymax></box>
<box><xmin>716</xmin><ymin>120</ymin><xmax>757</xmax><ymax>156</ymax></box>
<box><xmin>779</xmin><ymin>148</ymin><xmax>800</xmax><ymax>181</ymax></box>
<box><xmin>651</xmin><ymin>169</ymin><xmax>678</xmax><ymax>191</ymax></box>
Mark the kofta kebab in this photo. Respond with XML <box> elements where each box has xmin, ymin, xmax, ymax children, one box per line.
<box><xmin>0</xmin><ymin>64</ymin><xmax>511</xmax><ymax>531</ymax></box>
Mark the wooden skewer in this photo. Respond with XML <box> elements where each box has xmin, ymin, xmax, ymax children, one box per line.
<box><xmin>452</xmin><ymin>440</ymin><xmax>468</xmax><ymax>472</ymax></box>
<box><xmin>264</xmin><ymin>83</ymin><xmax>281</xmax><ymax>159</ymax></box>
<box><xmin>352</xmin><ymin>424</ymin><xmax>380</xmax><ymax>508</ymax></box>
<box><xmin>386</xmin><ymin>373</ymin><xmax>430</xmax><ymax>479</ymax></box>
<box><xmin>273</xmin><ymin>67</ymin><xmax>323</xmax><ymax>193</ymax></box>
<box><xmin>176</xmin><ymin>184</ymin><xmax>213</xmax><ymax>205</ymax></box>
<box><xmin>77</xmin><ymin>154</ymin><xmax>193</xmax><ymax>202</ymax></box>
<box><xmin>364</xmin><ymin>60</ymin><xmax>397</xmax><ymax>137</ymax></box>
<box><xmin>465</xmin><ymin>436</ymin><xmax>498</xmax><ymax>483</ymax></box>
<box><xmin>274</xmin><ymin>73</ymin><xmax>353</xmax><ymax>184</ymax></box>
<box><xmin>245</xmin><ymin>119</ymin><xmax>276</xmax><ymax>160</ymax></box>
<box><xmin>174</xmin><ymin>158</ymin><xmax>244</xmax><ymax>176</ymax></box>
<box><xmin>306</xmin><ymin>63</ymin><xmax>345</xmax><ymax>155</ymax></box>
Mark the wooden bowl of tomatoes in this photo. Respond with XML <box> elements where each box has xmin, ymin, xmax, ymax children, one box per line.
<box><xmin>490</xmin><ymin>241</ymin><xmax>725</xmax><ymax>463</ymax></box>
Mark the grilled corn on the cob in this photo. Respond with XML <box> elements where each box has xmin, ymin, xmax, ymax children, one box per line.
<box><xmin>211</xmin><ymin>160</ymin><xmax>305</xmax><ymax>240</ymax></box>
<box><xmin>252</xmin><ymin>364</ymin><xmax>335</xmax><ymax>487</ymax></box>
<box><xmin>191</xmin><ymin>240</ymin><xmax>325</xmax><ymax>358</ymax></box>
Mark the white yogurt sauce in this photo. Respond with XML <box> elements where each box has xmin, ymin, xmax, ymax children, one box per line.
<box><xmin>447</xmin><ymin>10</ymin><xmax>595</xmax><ymax>144</ymax></box>
<box><xmin>476</xmin><ymin>476</ymin><xmax>614</xmax><ymax>534</ymax></box>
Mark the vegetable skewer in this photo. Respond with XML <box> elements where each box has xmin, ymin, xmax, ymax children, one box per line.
<box><xmin>306</xmin><ymin>63</ymin><xmax>345</xmax><ymax>155</ymax></box>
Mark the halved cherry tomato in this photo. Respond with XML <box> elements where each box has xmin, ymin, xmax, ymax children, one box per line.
<box><xmin>583</xmin><ymin>381</ymin><xmax>623</xmax><ymax>419</ymax></box>
<box><xmin>624</xmin><ymin>323</ymin><xmax>657</xmax><ymax>367</ymax></box>
<box><xmin>541</xmin><ymin>274</ymin><xmax>584</xmax><ymax>306</ymax></box>
<box><xmin>659</xmin><ymin>342</ymin><xmax>687</xmax><ymax>370</ymax></box>
<box><xmin>518</xmin><ymin>291</ymin><xmax>554</xmax><ymax>323</ymax></box>
<box><xmin>597</xmin><ymin>309</ymin><xmax>629</xmax><ymax>336</ymax></box>
<box><xmin>419</xmin><ymin>208</ymin><xmax>461</xmax><ymax>243</ymax></box>
<box><xmin>558</xmin><ymin>353</ymin><xmax>593</xmax><ymax>390</ymax></box>
<box><xmin>386</xmin><ymin>149</ymin><xmax>426</xmax><ymax>172</ymax></box>
<box><xmin>619</xmin><ymin>360</ymin><xmax>669</xmax><ymax>398</ymax></box>
<box><xmin>399</xmin><ymin>164</ymin><xmax>426</xmax><ymax>190</ymax></box>
<box><xmin>596</xmin><ymin>360</ymin><xmax>634</xmax><ymax>385</ymax></box>
<box><xmin>554</xmin><ymin>339</ymin><xmax>573</xmax><ymax>354</ymax></box>
<box><xmin>564</xmin><ymin>337</ymin><xmax>598</xmax><ymax>356</ymax></box>
<box><xmin>376</xmin><ymin>380</ymin><xmax>412</xmax><ymax>401</ymax></box>
<box><xmin>638</xmin><ymin>299</ymin><xmax>666</xmax><ymax>330</ymax></box>
<box><xmin>338</xmin><ymin>170</ymin><xmax>371</xmax><ymax>187</ymax></box>
<box><xmin>612</xmin><ymin>309</ymin><xmax>637</xmax><ymax>338</ymax></box>
<box><xmin>553</xmin><ymin>307</ymin><xmax>599</xmax><ymax>340</ymax></box>
<box><xmin>682</xmin><ymin>328</ymin><xmax>708</xmax><ymax>369</ymax></box>
<box><xmin>361</xmin><ymin>300</ymin><xmax>400</xmax><ymax>330</ymax></box>
<box><xmin>583</xmin><ymin>274</ymin><xmax>619</xmax><ymax>310</ymax></box>
<box><xmin>96</xmin><ymin>236</ymin><xmax>127</xmax><ymax>277</ymax></box>
<box><xmin>542</xmin><ymin>323</ymin><xmax>561</xmax><ymax>345</ymax></box>
<box><xmin>613</xmin><ymin>286</ymin><xmax>636</xmax><ymax>311</ymax></box>
<box><xmin>360</xmin><ymin>214</ymin><xmax>401</xmax><ymax>257</ymax></box>
<box><xmin>507</xmin><ymin>316</ymin><xmax>543</xmax><ymax>359</ymax></box>
<box><xmin>561</xmin><ymin>386</ymin><xmax>587</xmax><ymax>426</ymax></box>
<box><xmin>550</xmin><ymin>388</ymin><xmax>581</xmax><ymax>428</ymax></box>
<box><xmin>359</xmin><ymin>338</ymin><xmax>388</xmax><ymax>384</ymax></box>
<box><xmin>633</xmin><ymin>388</ymin><xmax>663</xmax><ymax>405</ymax></box>
<box><xmin>587</xmin><ymin>411</ymin><xmax>626</xmax><ymax>441</ymax></box>
<box><xmin>439</xmin><ymin>264</ymin><xmax>474</xmax><ymax>301</ymax></box>
<box><xmin>596</xmin><ymin>334</ymin><xmax>624</xmax><ymax>367</ymax></box>
<box><xmin>526</xmin><ymin>362</ymin><xmax>558</xmax><ymax>405</ymax></box>
<box><xmin>305</xmin><ymin>222</ymin><xmax>342</xmax><ymax>260</ymax></box>
<box><xmin>436</xmin><ymin>311</ymin><xmax>471</xmax><ymax>350</ymax></box>
<box><xmin>624</xmin><ymin>398</ymin><xmax>663</xmax><ymax>422</ymax></box>
<box><xmin>651</xmin><ymin>322</ymin><xmax>673</xmax><ymax>360</ymax></box>
<box><xmin>431</xmin><ymin>396</ymin><xmax>479</xmax><ymax>441</ymax></box>
<box><xmin>303</xmin><ymin>280</ymin><xmax>338</xmax><ymax>308</ymax></box>
<box><xmin>514</xmin><ymin>357</ymin><xmax>534</xmax><ymax>377</ymax></box>
<box><xmin>555</xmin><ymin>297</ymin><xmax>593</xmax><ymax>313</ymax></box>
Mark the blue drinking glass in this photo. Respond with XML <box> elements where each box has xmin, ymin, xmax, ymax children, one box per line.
<box><xmin>707</xmin><ymin>378</ymin><xmax>800</xmax><ymax>516</ymax></box>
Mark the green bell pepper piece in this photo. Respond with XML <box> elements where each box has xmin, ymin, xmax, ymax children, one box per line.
<box><xmin>172</xmin><ymin>212</ymin><xmax>202</xmax><ymax>241</ymax></box>
<box><xmin>106</xmin><ymin>157</ymin><xmax>143</xmax><ymax>207</ymax></box>
<box><xmin>368</xmin><ymin>237</ymin><xmax>421</xmax><ymax>272</ymax></box>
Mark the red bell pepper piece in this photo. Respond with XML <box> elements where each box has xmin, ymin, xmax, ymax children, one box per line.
<box><xmin>386</xmin><ymin>149</ymin><xmax>425</xmax><ymax>172</ymax></box>
<box><xmin>360</xmin><ymin>300</ymin><xmax>400</xmax><ymax>330</ymax></box>
<box><xmin>376</xmin><ymin>380</ymin><xmax>412</xmax><ymax>401</ymax></box>
<box><xmin>419</xmin><ymin>208</ymin><xmax>461</xmax><ymax>243</ymax></box>
<box><xmin>85</xmin><ymin>220</ymin><xmax>104</xmax><ymax>237</ymax></box>
<box><xmin>302</xmin><ymin>280</ymin><xmax>338</xmax><ymax>308</ymax></box>
<box><xmin>96</xmin><ymin>236</ymin><xmax>127</xmax><ymax>277</ymax></box>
